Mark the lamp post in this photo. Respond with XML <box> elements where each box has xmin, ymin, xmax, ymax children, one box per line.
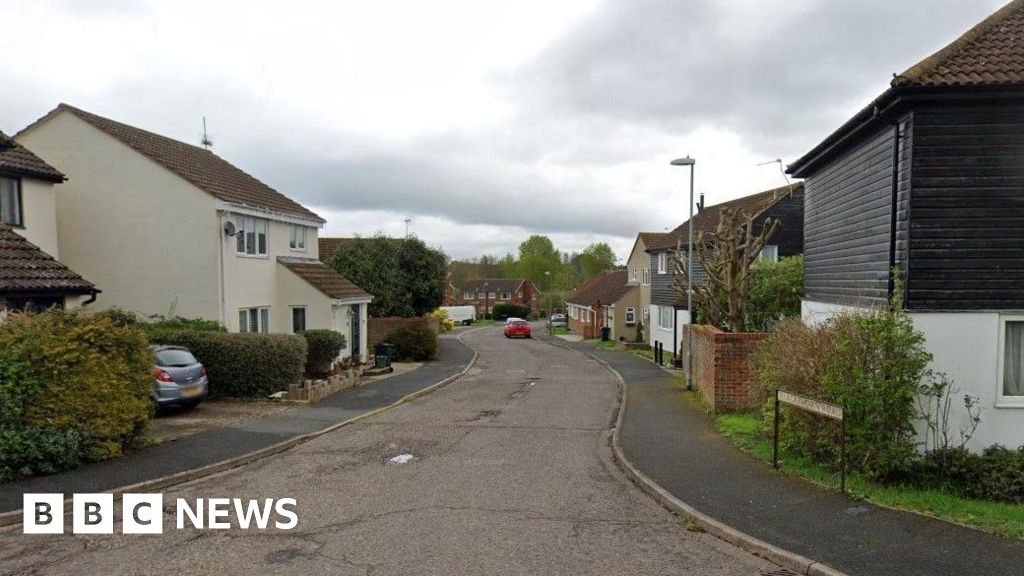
<box><xmin>484</xmin><ymin>281</ymin><xmax>490</xmax><ymax>319</ymax></box>
<box><xmin>671</xmin><ymin>156</ymin><xmax>696</xmax><ymax>391</ymax></box>
<box><xmin>544</xmin><ymin>271</ymin><xmax>552</xmax><ymax>333</ymax></box>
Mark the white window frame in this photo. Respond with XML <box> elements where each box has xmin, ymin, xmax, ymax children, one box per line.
<box><xmin>289</xmin><ymin>225</ymin><xmax>307</xmax><ymax>251</ymax></box>
<box><xmin>997</xmin><ymin>315</ymin><xmax>1024</xmax><ymax>407</ymax></box>
<box><xmin>236</xmin><ymin>216</ymin><xmax>268</xmax><ymax>257</ymax></box>
<box><xmin>657</xmin><ymin>252</ymin><xmax>667</xmax><ymax>274</ymax></box>
<box><xmin>625</xmin><ymin>307</ymin><xmax>636</xmax><ymax>325</ymax></box>
<box><xmin>630</xmin><ymin>267</ymin><xmax>638</xmax><ymax>282</ymax></box>
<box><xmin>291</xmin><ymin>306</ymin><xmax>307</xmax><ymax>334</ymax></box>
<box><xmin>0</xmin><ymin>177</ymin><xmax>22</xmax><ymax>228</ymax></box>
<box><xmin>642</xmin><ymin>267</ymin><xmax>650</xmax><ymax>285</ymax></box>
<box><xmin>239</xmin><ymin>306</ymin><xmax>270</xmax><ymax>333</ymax></box>
<box><xmin>463</xmin><ymin>291</ymin><xmax>472</xmax><ymax>300</ymax></box>
<box><xmin>760</xmin><ymin>245</ymin><xmax>779</xmax><ymax>263</ymax></box>
<box><xmin>658</xmin><ymin>306</ymin><xmax>674</xmax><ymax>330</ymax></box>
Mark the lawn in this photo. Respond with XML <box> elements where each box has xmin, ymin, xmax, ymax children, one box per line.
<box><xmin>549</xmin><ymin>326</ymin><xmax>569</xmax><ymax>335</ymax></box>
<box><xmin>630</xmin><ymin>347</ymin><xmax>655</xmax><ymax>361</ymax></box>
<box><xmin>715</xmin><ymin>412</ymin><xmax>1024</xmax><ymax>539</ymax></box>
<box><xmin>586</xmin><ymin>339</ymin><xmax>618</xmax><ymax>350</ymax></box>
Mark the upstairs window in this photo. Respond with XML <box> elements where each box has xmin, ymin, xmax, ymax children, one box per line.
<box><xmin>236</xmin><ymin>216</ymin><xmax>268</xmax><ymax>256</ymax></box>
<box><xmin>289</xmin><ymin>225</ymin><xmax>306</xmax><ymax>251</ymax></box>
<box><xmin>657</xmin><ymin>253</ymin><xmax>667</xmax><ymax>274</ymax></box>
<box><xmin>463</xmin><ymin>291</ymin><xmax>472</xmax><ymax>300</ymax></box>
<box><xmin>0</xmin><ymin>177</ymin><xmax>22</xmax><ymax>227</ymax></box>
<box><xmin>630</xmin><ymin>267</ymin><xmax>638</xmax><ymax>282</ymax></box>
<box><xmin>760</xmin><ymin>245</ymin><xmax>779</xmax><ymax>263</ymax></box>
<box><xmin>642</xmin><ymin>267</ymin><xmax>651</xmax><ymax>285</ymax></box>
<box><xmin>502</xmin><ymin>292</ymin><xmax>511</xmax><ymax>300</ymax></box>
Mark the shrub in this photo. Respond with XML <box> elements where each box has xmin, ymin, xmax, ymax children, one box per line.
<box><xmin>755</xmin><ymin>304</ymin><xmax>931</xmax><ymax>479</ymax></box>
<box><xmin>97</xmin><ymin>308</ymin><xmax>226</xmax><ymax>341</ymax></box>
<box><xmin>491</xmin><ymin>303</ymin><xmax>530</xmax><ymax>321</ymax></box>
<box><xmin>426</xmin><ymin>309</ymin><xmax>456</xmax><ymax>332</ymax></box>
<box><xmin>903</xmin><ymin>445</ymin><xmax>1024</xmax><ymax>504</ymax></box>
<box><xmin>384</xmin><ymin>325</ymin><xmax>438</xmax><ymax>362</ymax></box>
<box><xmin>301</xmin><ymin>329</ymin><xmax>346</xmax><ymax>377</ymax></box>
<box><xmin>0</xmin><ymin>309</ymin><xmax>151</xmax><ymax>479</ymax></box>
<box><xmin>150</xmin><ymin>331</ymin><xmax>305</xmax><ymax>398</ymax></box>
<box><xmin>746</xmin><ymin>255</ymin><xmax>804</xmax><ymax>332</ymax></box>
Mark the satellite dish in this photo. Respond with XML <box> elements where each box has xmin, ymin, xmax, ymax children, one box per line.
<box><xmin>223</xmin><ymin>221</ymin><xmax>237</xmax><ymax>236</ymax></box>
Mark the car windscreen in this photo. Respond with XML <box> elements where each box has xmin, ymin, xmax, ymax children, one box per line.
<box><xmin>512</xmin><ymin>320</ymin><xmax>529</xmax><ymax>326</ymax></box>
<box><xmin>154</xmin><ymin>348</ymin><xmax>198</xmax><ymax>367</ymax></box>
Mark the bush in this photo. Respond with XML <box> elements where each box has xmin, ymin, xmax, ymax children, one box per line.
<box><xmin>755</xmin><ymin>303</ymin><xmax>931</xmax><ymax>479</ymax></box>
<box><xmin>150</xmin><ymin>331</ymin><xmax>306</xmax><ymax>398</ymax></box>
<box><xmin>301</xmin><ymin>329</ymin><xmax>346</xmax><ymax>377</ymax></box>
<box><xmin>746</xmin><ymin>255</ymin><xmax>804</xmax><ymax>332</ymax></box>
<box><xmin>97</xmin><ymin>309</ymin><xmax>226</xmax><ymax>341</ymax></box>
<box><xmin>903</xmin><ymin>445</ymin><xmax>1024</xmax><ymax>504</ymax></box>
<box><xmin>0</xmin><ymin>309</ymin><xmax>151</xmax><ymax>480</ymax></box>
<box><xmin>491</xmin><ymin>303</ymin><xmax>530</xmax><ymax>321</ymax></box>
<box><xmin>426</xmin><ymin>309</ymin><xmax>456</xmax><ymax>332</ymax></box>
<box><xmin>384</xmin><ymin>325</ymin><xmax>438</xmax><ymax>362</ymax></box>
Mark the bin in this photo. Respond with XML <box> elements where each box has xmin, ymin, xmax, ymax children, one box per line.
<box><xmin>373</xmin><ymin>343</ymin><xmax>394</xmax><ymax>368</ymax></box>
<box><xmin>601</xmin><ymin>326</ymin><xmax>611</xmax><ymax>341</ymax></box>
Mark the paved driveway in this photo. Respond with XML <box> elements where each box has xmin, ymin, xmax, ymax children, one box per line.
<box><xmin>0</xmin><ymin>326</ymin><xmax>769</xmax><ymax>575</ymax></box>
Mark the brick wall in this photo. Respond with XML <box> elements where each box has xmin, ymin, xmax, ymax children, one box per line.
<box><xmin>368</xmin><ymin>317</ymin><xmax>440</xmax><ymax>351</ymax></box>
<box><xmin>684</xmin><ymin>324</ymin><xmax>767</xmax><ymax>413</ymax></box>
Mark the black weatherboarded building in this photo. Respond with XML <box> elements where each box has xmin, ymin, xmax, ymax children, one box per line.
<box><xmin>789</xmin><ymin>0</ymin><xmax>1024</xmax><ymax>449</ymax></box>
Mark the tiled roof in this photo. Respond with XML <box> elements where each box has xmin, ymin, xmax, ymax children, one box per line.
<box><xmin>647</xmin><ymin>184</ymin><xmax>800</xmax><ymax>252</ymax></box>
<box><xmin>278</xmin><ymin>256</ymin><xmax>372</xmax><ymax>301</ymax></box>
<box><xmin>0</xmin><ymin>131</ymin><xmax>64</xmax><ymax>183</ymax></box>
<box><xmin>25</xmin><ymin>104</ymin><xmax>323</xmax><ymax>222</ymax></box>
<box><xmin>318</xmin><ymin>237</ymin><xmax>345</xmax><ymax>261</ymax></box>
<box><xmin>567</xmin><ymin>269</ymin><xmax>633</xmax><ymax>307</ymax></box>
<box><xmin>0</xmin><ymin>224</ymin><xmax>94</xmax><ymax>294</ymax></box>
<box><xmin>894</xmin><ymin>0</ymin><xmax>1024</xmax><ymax>87</ymax></box>
<box><xmin>461</xmin><ymin>278</ymin><xmax>528</xmax><ymax>294</ymax></box>
<box><xmin>638</xmin><ymin>232</ymin><xmax>666</xmax><ymax>247</ymax></box>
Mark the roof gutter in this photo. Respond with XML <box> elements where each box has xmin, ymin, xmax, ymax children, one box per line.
<box><xmin>217</xmin><ymin>202</ymin><xmax>325</xmax><ymax>227</ymax></box>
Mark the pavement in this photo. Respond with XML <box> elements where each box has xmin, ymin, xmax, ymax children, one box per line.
<box><xmin>0</xmin><ymin>324</ymin><xmax>771</xmax><ymax>575</ymax></box>
<box><xmin>543</xmin><ymin>335</ymin><xmax>1024</xmax><ymax>576</ymax></box>
<box><xmin>0</xmin><ymin>329</ymin><xmax>474</xmax><ymax>515</ymax></box>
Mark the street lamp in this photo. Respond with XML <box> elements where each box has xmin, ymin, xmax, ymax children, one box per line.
<box><xmin>544</xmin><ymin>271</ymin><xmax>552</xmax><ymax>333</ymax></box>
<box><xmin>671</xmin><ymin>156</ymin><xmax>695</xmax><ymax>391</ymax></box>
<box><xmin>483</xmin><ymin>282</ymin><xmax>490</xmax><ymax>319</ymax></box>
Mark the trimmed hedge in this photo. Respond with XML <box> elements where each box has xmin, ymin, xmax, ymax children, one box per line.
<box><xmin>384</xmin><ymin>325</ymin><xmax>438</xmax><ymax>362</ymax></box>
<box><xmin>150</xmin><ymin>331</ymin><xmax>306</xmax><ymax>398</ymax></box>
<box><xmin>301</xmin><ymin>329</ymin><xmax>346</xmax><ymax>377</ymax></box>
<box><xmin>0</xmin><ymin>309</ymin><xmax>151</xmax><ymax>480</ymax></box>
<box><xmin>491</xmin><ymin>303</ymin><xmax>531</xmax><ymax>321</ymax></box>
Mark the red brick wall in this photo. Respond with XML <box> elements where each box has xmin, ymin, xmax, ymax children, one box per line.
<box><xmin>368</xmin><ymin>317</ymin><xmax>440</xmax><ymax>351</ymax></box>
<box><xmin>683</xmin><ymin>324</ymin><xmax>767</xmax><ymax>413</ymax></box>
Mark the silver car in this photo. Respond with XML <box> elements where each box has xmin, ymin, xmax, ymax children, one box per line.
<box><xmin>151</xmin><ymin>345</ymin><xmax>208</xmax><ymax>409</ymax></box>
<box><xmin>550</xmin><ymin>314</ymin><xmax>567</xmax><ymax>328</ymax></box>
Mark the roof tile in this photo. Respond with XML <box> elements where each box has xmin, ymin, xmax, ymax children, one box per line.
<box><xmin>568</xmin><ymin>269</ymin><xmax>633</xmax><ymax>307</ymax></box>
<box><xmin>0</xmin><ymin>224</ymin><xmax>94</xmax><ymax>293</ymax></box>
<box><xmin>0</xmin><ymin>131</ymin><xmax>64</xmax><ymax>182</ymax></box>
<box><xmin>278</xmin><ymin>256</ymin><xmax>371</xmax><ymax>301</ymax></box>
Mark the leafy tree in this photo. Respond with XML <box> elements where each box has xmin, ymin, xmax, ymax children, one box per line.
<box><xmin>330</xmin><ymin>234</ymin><xmax>447</xmax><ymax>317</ymax></box>
<box><xmin>477</xmin><ymin>255</ymin><xmax>503</xmax><ymax>278</ymax></box>
<box><xmin>518</xmin><ymin>235</ymin><xmax>562</xmax><ymax>290</ymax></box>
<box><xmin>499</xmin><ymin>253</ymin><xmax>519</xmax><ymax>278</ymax></box>
<box><xmin>578</xmin><ymin>242</ymin><xmax>617</xmax><ymax>279</ymax></box>
<box><xmin>745</xmin><ymin>255</ymin><xmax>804</xmax><ymax>332</ymax></box>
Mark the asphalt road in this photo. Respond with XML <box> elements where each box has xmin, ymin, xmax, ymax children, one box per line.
<box><xmin>0</xmin><ymin>326</ymin><xmax>770</xmax><ymax>575</ymax></box>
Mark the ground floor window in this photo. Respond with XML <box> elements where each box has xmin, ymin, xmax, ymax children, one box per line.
<box><xmin>291</xmin><ymin>306</ymin><xmax>307</xmax><ymax>333</ymax></box>
<box><xmin>1002</xmin><ymin>318</ymin><xmax>1024</xmax><ymax>399</ymax></box>
<box><xmin>625</xmin><ymin>307</ymin><xmax>636</xmax><ymax>325</ymax></box>
<box><xmin>239</xmin><ymin>307</ymin><xmax>269</xmax><ymax>333</ymax></box>
<box><xmin>657</xmin><ymin>306</ymin><xmax>674</xmax><ymax>329</ymax></box>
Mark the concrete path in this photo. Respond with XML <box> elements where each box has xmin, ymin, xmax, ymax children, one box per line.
<box><xmin>0</xmin><ymin>330</ymin><xmax>474</xmax><ymax>515</ymax></box>
<box><xmin>548</xmin><ymin>336</ymin><xmax>1024</xmax><ymax>576</ymax></box>
<box><xmin>0</xmin><ymin>325</ymin><xmax>770</xmax><ymax>575</ymax></box>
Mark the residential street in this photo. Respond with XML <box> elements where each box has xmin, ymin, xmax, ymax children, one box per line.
<box><xmin>0</xmin><ymin>325</ymin><xmax>769</xmax><ymax>575</ymax></box>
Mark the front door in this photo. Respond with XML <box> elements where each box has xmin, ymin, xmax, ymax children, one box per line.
<box><xmin>350</xmin><ymin>304</ymin><xmax>361</xmax><ymax>359</ymax></box>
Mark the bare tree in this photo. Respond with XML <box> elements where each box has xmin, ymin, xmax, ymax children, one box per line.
<box><xmin>672</xmin><ymin>207</ymin><xmax>778</xmax><ymax>332</ymax></box>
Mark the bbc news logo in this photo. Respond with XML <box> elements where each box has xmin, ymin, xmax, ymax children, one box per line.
<box><xmin>23</xmin><ymin>494</ymin><xmax>298</xmax><ymax>534</ymax></box>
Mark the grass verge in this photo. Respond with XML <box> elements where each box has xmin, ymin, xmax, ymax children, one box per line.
<box><xmin>585</xmin><ymin>339</ymin><xmax>618</xmax><ymax>350</ymax></box>
<box><xmin>715</xmin><ymin>412</ymin><xmax>1024</xmax><ymax>539</ymax></box>
<box><xmin>549</xmin><ymin>326</ymin><xmax>569</xmax><ymax>335</ymax></box>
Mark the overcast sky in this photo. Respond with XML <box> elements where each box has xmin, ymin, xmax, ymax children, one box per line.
<box><xmin>0</xmin><ymin>0</ymin><xmax>1007</xmax><ymax>261</ymax></box>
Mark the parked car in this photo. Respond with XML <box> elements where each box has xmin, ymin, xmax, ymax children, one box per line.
<box><xmin>504</xmin><ymin>319</ymin><xmax>532</xmax><ymax>339</ymax></box>
<box><xmin>440</xmin><ymin>305</ymin><xmax>476</xmax><ymax>326</ymax></box>
<box><xmin>150</xmin><ymin>345</ymin><xmax>208</xmax><ymax>409</ymax></box>
<box><xmin>550</xmin><ymin>313</ymin><xmax>567</xmax><ymax>328</ymax></box>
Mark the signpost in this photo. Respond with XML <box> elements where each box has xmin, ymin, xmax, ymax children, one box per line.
<box><xmin>774</xmin><ymin>389</ymin><xmax>847</xmax><ymax>494</ymax></box>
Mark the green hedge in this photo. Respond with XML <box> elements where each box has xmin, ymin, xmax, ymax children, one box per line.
<box><xmin>490</xmin><ymin>303</ymin><xmax>531</xmax><ymax>321</ymax></box>
<box><xmin>300</xmin><ymin>329</ymin><xmax>346</xmax><ymax>377</ymax></box>
<box><xmin>150</xmin><ymin>331</ymin><xmax>306</xmax><ymax>398</ymax></box>
<box><xmin>384</xmin><ymin>325</ymin><xmax>437</xmax><ymax>362</ymax></box>
<box><xmin>0</xmin><ymin>309</ymin><xmax>151</xmax><ymax>481</ymax></box>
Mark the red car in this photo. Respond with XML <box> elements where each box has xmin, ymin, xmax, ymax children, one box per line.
<box><xmin>504</xmin><ymin>319</ymin><xmax>532</xmax><ymax>339</ymax></box>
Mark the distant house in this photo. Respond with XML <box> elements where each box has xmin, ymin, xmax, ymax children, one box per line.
<box><xmin>16</xmin><ymin>104</ymin><xmax>372</xmax><ymax>360</ymax></box>
<box><xmin>459</xmin><ymin>278</ymin><xmax>540</xmax><ymax>317</ymax></box>
<box><xmin>566</xmin><ymin>269</ymin><xmax>638</xmax><ymax>340</ymax></box>
<box><xmin>646</xmin><ymin>184</ymin><xmax>804</xmax><ymax>363</ymax></box>
<box><xmin>0</xmin><ymin>131</ymin><xmax>96</xmax><ymax>312</ymax></box>
<box><xmin>624</xmin><ymin>232</ymin><xmax>664</xmax><ymax>343</ymax></box>
<box><xmin>788</xmin><ymin>1</ymin><xmax>1024</xmax><ymax>449</ymax></box>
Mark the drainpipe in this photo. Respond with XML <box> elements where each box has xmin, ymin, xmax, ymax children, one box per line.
<box><xmin>887</xmin><ymin>120</ymin><xmax>902</xmax><ymax>302</ymax></box>
<box><xmin>218</xmin><ymin>211</ymin><xmax>228</xmax><ymax>327</ymax></box>
<box><xmin>83</xmin><ymin>288</ymin><xmax>100</xmax><ymax>306</ymax></box>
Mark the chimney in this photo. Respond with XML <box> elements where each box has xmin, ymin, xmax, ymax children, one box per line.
<box><xmin>697</xmin><ymin>193</ymin><xmax>705</xmax><ymax>212</ymax></box>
